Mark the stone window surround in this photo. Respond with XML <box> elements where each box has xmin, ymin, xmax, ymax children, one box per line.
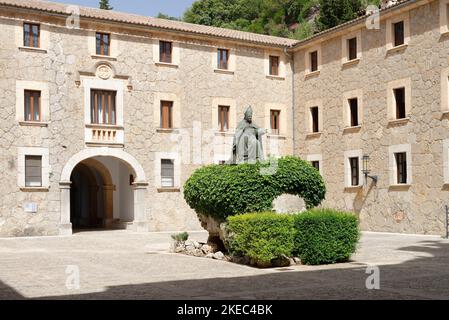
<box><xmin>154</xmin><ymin>92</ymin><xmax>182</xmax><ymax>130</ymax></box>
<box><xmin>81</xmin><ymin>77</ymin><xmax>125</xmax><ymax>127</ymax></box>
<box><xmin>387</xmin><ymin>78</ymin><xmax>411</xmax><ymax>122</ymax></box>
<box><xmin>212</xmin><ymin>46</ymin><xmax>236</xmax><ymax>73</ymax></box>
<box><xmin>439</xmin><ymin>0</ymin><xmax>449</xmax><ymax>35</ymax></box>
<box><xmin>264</xmin><ymin>103</ymin><xmax>288</xmax><ymax>136</ymax></box>
<box><xmin>388</xmin><ymin>144</ymin><xmax>412</xmax><ymax>186</ymax></box>
<box><xmin>443</xmin><ymin>139</ymin><xmax>449</xmax><ymax>184</ymax></box>
<box><xmin>341</xmin><ymin>28</ymin><xmax>362</xmax><ymax>65</ymax></box>
<box><xmin>305</xmin><ymin>99</ymin><xmax>323</xmax><ymax>134</ymax></box>
<box><xmin>16</xmin><ymin>80</ymin><xmax>50</xmax><ymax>124</ymax></box>
<box><xmin>15</xmin><ymin>20</ymin><xmax>49</xmax><ymax>52</ymax></box>
<box><xmin>88</xmin><ymin>31</ymin><xmax>119</xmax><ymax>59</ymax></box>
<box><xmin>306</xmin><ymin>154</ymin><xmax>323</xmax><ymax>175</ymax></box>
<box><xmin>264</xmin><ymin>50</ymin><xmax>286</xmax><ymax>79</ymax></box>
<box><xmin>344</xmin><ymin>149</ymin><xmax>363</xmax><ymax>188</ymax></box>
<box><xmin>441</xmin><ymin>67</ymin><xmax>449</xmax><ymax>113</ymax></box>
<box><xmin>211</xmin><ymin>97</ymin><xmax>236</xmax><ymax>133</ymax></box>
<box><xmin>18</xmin><ymin>147</ymin><xmax>50</xmax><ymax>190</ymax></box>
<box><xmin>342</xmin><ymin>89</ymin><xmax>363</xmax><ymax>128</ymax></box>
<box><xmin>153</xmin><ymin>38</ymin><xmax>180</xmax><ymax>66</ymax></box>
<box><xmin>304</xmin><ymin>44</ymin><xmax>322</xmax><ymax>76</ymax></box>
<box><xmin>154</xmin><ymin>152</ymin><xmax>181</xmax><ymax>189</ymax></box>
<box><xmin>386</xmin><ymin>12</ymin><xmax>410</xmax><ymax>52</ymax></box>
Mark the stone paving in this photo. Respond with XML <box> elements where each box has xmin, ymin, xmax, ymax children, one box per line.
<box><xmin>0</xmin><ymin>230</ymin><xmax>448</xmax><ymax>300</ymax></box>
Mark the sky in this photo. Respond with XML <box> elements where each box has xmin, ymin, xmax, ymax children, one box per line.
<box><xmin>54</xmin><ymin>0</ymin><xmax>196</xmax><ymax>18</ymax></box>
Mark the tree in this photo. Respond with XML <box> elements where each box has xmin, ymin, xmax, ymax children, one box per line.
<box><xmin>157</xmin><ymin>13</ymin><xmax>181</xmax><ymax>21</ymax></box>
<box><xmin>316</xmin><ymin>0</ymin><xmax>362</xmax><ymax>31</ymax></box>
<box><xmin>99</xmin><ymin>0</ymin><xmax>113</xmax><ymax>10</ymax></box>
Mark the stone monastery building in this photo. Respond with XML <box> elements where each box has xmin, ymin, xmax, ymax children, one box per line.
<box><xmin>0</xmin><ymin>0</ymin><xmax>448</xmax><ymax>237</ymax></box>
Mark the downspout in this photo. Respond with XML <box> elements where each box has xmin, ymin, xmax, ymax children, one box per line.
<box><xmin>284</xmin><ymin>47</ymin><xmax>296</xmax><ymax>156</ymax></box>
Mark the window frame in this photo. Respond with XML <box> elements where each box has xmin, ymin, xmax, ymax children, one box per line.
<box><xmin>310</xmin><ymin>106</ymin><xmax>319</xmax><ymax>133</ymax></box>
<box><xmin>270</xmin><ymin>109</ymin><xmax>281</xmax><ymax>135</ymax></box>
<box><xmin>90</xmin><ymin>89</ymin><xmax>117</xmax><ymax>125</ymax></box>
<box><xmin>159</xmin><ymin>40</ymin><xmax>173</xmax><ymax>64</ymax></box>
<box><xmin>269</xmin><ymin>55</ymin><xmax>280</xmax><ymax>76</ymax></box>
<box><xmin>349</xmin><ymin>98</ymin><xmax>359</xmax><ymax>127</ymax></box>
<box><xmin>25</xmin><ymin>155</ymin><xmax>42</xmax><ymax>188</ymax></box>
<box><xmin>311</xmin><ymin>161</ymin><xmax>320</xmax><ymax>172</ymax></box>
<box><xmin>23</xmin><ymin>23</ymin><xmax>40</xmax><ymax>48</ymax></box>
<box><xmin>96</xmin><ymin>32</ymin><xmax>111</xmax><ymax>56</ymax></box>
<box><xmin>393</xmin><ymin>21</ymin><xmax>405</xmax><ymax>47</ymax></box>
<box><xmin>394</xmin><ymin>87</ymin><xmax>406</xmax><ymax>120</ymax></box>
<box><xmin>217</xmin><ymin>48</ymin><xmax>230</xmax><ymax>70</ymax></box>
<box><xmin>24</xmin><ymin>90</ymin><xmax>41</xmax><ymax>122</ymax></box>
<box><xmin>218</xmin><ymin>105</ymin><xmax>230</xmax><ymax>132</ymax></box>
<box><xmin>395</xmin><ymin>152</ymin><xmax>407</xmax><ymax>184</ymax></box>
<box><xmin>310</xmin><ymin>51</ymin><xmax>318</xmax><ymax>72</ymax></box>
<box><xmin>160</xmin><ymin>159</ymin><xmax>175</xmax><ymax>188</ymax></box>
<box><xmin>348</xmin><ymin>37</ymin><xmax>358</xmax><ymax>61</ymax></box>
<box><xmin>349</xmin><ymin>157</ymin><xmax>360</xmax><ymax>187</ymax></box>
<box><xmin>160</xmin><ymin>100</ymin><xmax>174</xmax><ymax>129</ymax></box>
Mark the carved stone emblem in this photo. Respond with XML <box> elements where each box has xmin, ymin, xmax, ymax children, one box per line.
<box><xmin>96</xmin><ymin>64</ymin><xmax>112</xmax><ymax>80</ymax></box>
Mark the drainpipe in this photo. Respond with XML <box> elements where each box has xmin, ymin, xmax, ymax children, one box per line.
<box><xmin>284</xmin><ymin>47</ymin><xmax>296</xmax><ymax>156</ymax></box>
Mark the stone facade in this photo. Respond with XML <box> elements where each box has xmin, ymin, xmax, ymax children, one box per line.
<box><xmin>0</xmin><ymin>3</ymin><xmax>293</xmax><ymax>236</ymax></box>
<box><xmin>294</xmin><ymin>0</ymin><xmax>449</xmax><ymax>235</ymax></box>
<box><xmin>1</xmin><ymin>0</ymin><xmax>449</xmax><ymax>237</ymax></box>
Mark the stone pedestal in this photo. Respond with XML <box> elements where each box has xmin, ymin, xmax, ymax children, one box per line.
<box><xmin>59</xmin><ymin>181</ymin><xmax>73</xmax><ymax>235</ymax></box>
<box><xmin>132</xmin><ymin>182</ymin><xmax>149</xmax><ymax>232</ymax></box>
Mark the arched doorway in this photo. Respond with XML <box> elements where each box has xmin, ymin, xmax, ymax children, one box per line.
<box><xmin>70</xmin><ymin>159</ymin><xmax>114</xmax><ymax>230</ymax></box>
<box><xmin>59</xmin><ymin>148</ymin><xmax>148</xmax><ymax>235</ymax></box>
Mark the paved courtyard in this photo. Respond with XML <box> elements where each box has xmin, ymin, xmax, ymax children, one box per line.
<box><xmin>0</xmin><ymin>230</ymin><xmax>448</xmax><ymax>299</ymax></box>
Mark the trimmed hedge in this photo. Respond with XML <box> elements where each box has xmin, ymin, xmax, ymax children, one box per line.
<box><xmin>227</xmin><ymin>212</ymin><xmax>295</xmax><ymax>265</ymax></box>
<box><xmin>293</xmin><ymin>209</ymin><xmax>360</xmax><ymax>265</ymax></box>
<box><xmin>183</xmin><ymin>156</ymin><xmax>326</xmax><ymax>221</ymax></box>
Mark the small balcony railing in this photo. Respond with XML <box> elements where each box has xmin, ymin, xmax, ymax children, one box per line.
<box><xmin>85</xmin><ymin>124</ymin><xmax>124</xmax><ymax>146</ymax></box>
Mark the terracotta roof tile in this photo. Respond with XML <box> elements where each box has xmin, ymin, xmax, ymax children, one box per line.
<box><xmin>0</xmin><ymin>0</ymin><xmax>298</xmax><ymax>47</ymax></box>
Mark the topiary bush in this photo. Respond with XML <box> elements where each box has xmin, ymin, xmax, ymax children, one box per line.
<box><xmin>227</xmin><ymin>212</ymin><xmax>295</xmax><ymax>267</ymax></box>
<box><xmin>183</xmin><ymin>156</ymin><xmax>326</xmax><ymax>222</ymax></box>
<box><xmin>293</xmin><ymin>209</ymin><xmax>360</xmax><ymax>265</ymax></box>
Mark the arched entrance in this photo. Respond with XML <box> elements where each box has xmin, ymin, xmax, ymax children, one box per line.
<box><xmin>59</xmin><ymin>148</ymin><xmax>148</xmax><ymax>235</ymax></box>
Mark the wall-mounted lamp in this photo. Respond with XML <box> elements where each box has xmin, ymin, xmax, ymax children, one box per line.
<box><xmin>362</xmin><ymin>155</ymin><xmax>378</xmax><ymax>185</ymax></box>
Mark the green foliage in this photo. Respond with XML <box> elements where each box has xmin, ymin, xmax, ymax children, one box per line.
<box><xmin>157</xmin><ymin>13</ymin><xmax>181</xmax><ymax>21</ymax></box>
<box><xmin>227</xmin><ymin>212</ymin><xmax>295</xmax><ymax>264</ymax></box>
<box><xmin>293</xmin><ymin>208</ymin><xmax>360</xmax><ymax>265</ymax></box>
<box><xmin>99</xmin><ymin>0</ymin><xmax>113</xmax><ymax>10</ymax></box>
<box><xmin>171</xmin><ymin>232</ymin><xmax>189</xmax><ymax>242</ymax></box>
<box><xmin>181</xmin><ymin>0</ymin><xmax>380</xmax><ymax>39</ymax></box>
<box><xmin>183</xmin><ymin>156</ymin><xmax>326</xmax><ymax>221</ymax></box>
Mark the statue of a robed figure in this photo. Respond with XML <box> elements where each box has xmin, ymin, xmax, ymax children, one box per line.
<box><xmin>229</xmin><ymin>106</ymin><xmax>265</xmax><ymax>164</ymax></box>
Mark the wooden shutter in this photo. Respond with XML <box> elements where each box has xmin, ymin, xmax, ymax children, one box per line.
<box><xmin>310</xmin><ymin>51</ymin><xmax>318</xmax><ymax>72</ymax></box>
<box><xmin>160</xmin><ymin>41</ymin><xmax>172</xmax><ymax>63</ymax></box>
<box><xmin>350</xmin><ymin>157</ymin><xmax>359</xmax><ymax>186</ymax></box>
<box><xmin>25</xmin><ymin>155</ymin><xmax>42</xmax><ymax>187</ymax></box>
<box><xmin>394</xmin><ymin>21</ymin><xmax>404</xmax><ymax>47</ymax></box>
<box><xmin>24</xmin><ymin>90</ymin><xmax>41</xmax><ymax>122</ymax></box>
<box><xmin>161</xmin><ymin>159</ymin><xmax>174</xmax><ymax>187</ymax></box>
<box><xmin>23</xmin><ymin>23</ymin><xmax>40</xmax><ymax>48</ymax></box>
<box><xmin>161</xmin><ymin>101</ymin><xmax>173</xmax><ymax>129</ymax></box>
<box><xmin>269</xmin><ymin>56</ymin><xmax>279</xmax><ymax>76</ymax></box>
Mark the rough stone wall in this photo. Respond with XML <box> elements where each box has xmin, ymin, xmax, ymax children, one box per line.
<box><xmin>294</xmin><ymin>1</ymin><xmax>447</xmax><ymax>235</ymax></box>
<box><xmin>0</xmin><ymin>11</ymin><xmax>293</xmax><ymax>236</ymax></box>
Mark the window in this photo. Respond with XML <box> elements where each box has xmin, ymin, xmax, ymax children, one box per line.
<box><xmin>393</xmin><ymin>21</ymin><xmax>405</xmax><ymax>47</ymax></box>
<box><xmin>310</xmin><ymin>51</ymin><xmax>318</xmax><ymax>72</ymax></box>
<box><xmin>310</xmin><ymin>106</ymin><xmax>319</xmax><ymax>133</ymax></box>
<box><xmin>395</xmin><ymin>152</ymin><xmax>407</xmax><ymax>184</ymax></box>
<box><xmin>311</xmin><ymin>161</ymin><xmax>320</xmax><ymax>171</ymax></box>
<box><xmin>217</xmin><ymin>49</ymin><xmax>229</xmax><ymax>70</ymax></box>
<box><xmin>24</xmin><ymin>90</ymin><xmax>41</xmax><ymax>122</ymax></box>
<box><xmin>349</xmin><ymin>98</ymin><xmax>359</xmax><ymax>127</ymax></box>
<box><xmin>270</xmin><ymin>110</ymin><xmax>280</xmax><ymax>135</ymax></box>
<box><xmin>23</xmin><ymin>23</ymin><xmax>40</xmax><ymax>48</ymax></box>
<box><xmin>218</xmin><ymin>160</ymin><xmax>226</xmax><ymax>165</ymax></box>
<box><xmin>160</xmin><ymin>101</ymin><xmax>173</xmax><ymax>129</ymax></box>
<box><xmin>161</xmin><ymin>159</ymin><xmax>174</xmax><ymax>187</ymax></box>
<box><xmin>218</xmin><ymin>105</ymin><xmax>229</xmax><ymax>132</ymax></box>
<box><xmin>394</xmin><ymin>87</ymin><xmax>406</xmax><ymax>119</ymax></box>
<box><xmin>96</xmin><ymin>32</ymin><xmax>110</xmax><ymax>56</ymax></box>
<box><xmin>349</xmin><ymin>157</ymin><xmax>359</xmax><ymax>186</ymax></box>
<box><xmin>348</xmin><ymin>37</ymin><xmax>357</xmax><ymax>61</ymax></box>
<box><xmin>159</xmin><ymin>41</ymin><xmax>172</xmax><ymax>63</ymax></box>
<box><xmin>25</xmin><ymin>155</ymin><xmax>42</xmax><ymax>187</ymax></box>
<box><xmin>269</xmin><ymin>56</ymin><xmax>279</xmax><ymax>76</ymax></box>
<box><xmin>90</xmin><ymin>90</ymin><xmax>116</xmax><ymax>125</ymax></box>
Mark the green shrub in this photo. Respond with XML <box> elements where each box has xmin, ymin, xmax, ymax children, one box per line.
<box><xmin>183</xmin><ymin>156</ymin><xmax>326</xmax><ymax>221</ymax></box>
<box><xmin>293</xmin><ymin>209</ymin><xmax>360</xmax><ymax>265</ymax></box>
<box><xmin>171</xmin><ymin>232</ymin><xmax>189</xmax><ymax>242</ymax></box>
<box><xmin>227</xmin><ymin>212</ymin><xmax>295</xmax><ymax>265</ymax></box>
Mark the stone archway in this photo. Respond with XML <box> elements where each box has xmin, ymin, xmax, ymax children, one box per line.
<box><xmin>59</xmin><ymin>148</ymin><xmax>148</xmax><ymax>235</ymax></box>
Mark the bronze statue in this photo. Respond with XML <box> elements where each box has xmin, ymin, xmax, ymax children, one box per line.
<box><xmin>230</xmin><ymin>106</ymin><xmax>265</xmax><ymax>164</ymax></box>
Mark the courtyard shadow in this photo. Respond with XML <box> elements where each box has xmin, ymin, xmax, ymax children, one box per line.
<box><xmin>7</xmin><ymin>239</ymin><xmax>442</xmax><ymax>300</ymax></box>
